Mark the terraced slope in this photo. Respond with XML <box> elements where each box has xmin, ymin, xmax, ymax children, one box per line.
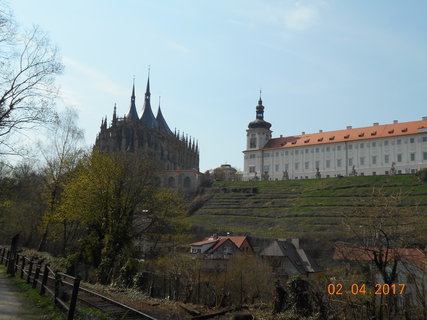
<box><xmin>185</xmin><ymin>175</ymin><xmax>427</xmax><ymax>239</ymax></box>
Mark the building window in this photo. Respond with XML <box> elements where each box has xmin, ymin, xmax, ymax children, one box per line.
<box><xmin>295</xmin><ymin>163</ymin><xmax>299</xmax><ymax>170</ymax></box>
<box><xmin>263</xmin><ymin>165</ymin><xmax>270</xmax><ymax>173</ymax></box>
<box><xmin>397</xmin><ymin>139</ymin><xmax>401</xmax><ymax>145</ymax></box>
<box><xmin>360</xmin><ymin>157</ymin><xmax>365</xmax><ymax>165</ymax></box>
<box><xmin>264</xmin><ymin>153</ymin><xmax>270</xmax><ymax>158</ymax></box>
<box><xmin>423</xmin><ymin>137</ymin><xmax>427</xmax><ymax>142</ymax></box>
<box><xmin>295</xmin><ymin>150</ymin><xmax>299</xmax><ymax>155</ymax></box>
<box><xmin>385</xmin><ymin>170</ymin><xmax>389</xmax><ymax>175</ymax></box>
<box><xmin>249</xmin><ymin>154</ymin><xmax>256</xmax><ymax>159</ymax></box>
<box><xmin>315</xmin><ymin>161</ymin><xmax>320</xmax><ymax>169</ymax></box>
<box><xmin>372</xmin><ymin>156</ymin><xmax>377</xmax><ymax>165</ymax></box>
<box><xmin>250</xmin><ymin>135</ymin><xmax>257</xmax><ymax>148</ymax></box>
<box><xmin>397</xmin><ymin>154</ymin><xmax>402</xmax><ymax>162</ymax></box>
<box><xmin>410</xmin><ymin>138</ymin><xmax>415</xmax><ymax>143</ymax></box>
<box><xmin>373</xmin><ymin>172</ymin><xmax>376</xmax><ymax>176</ymax></box>
<box><xmin>384</xmin><ymin>140</ymin><xmax>389</xmax><ymax>146</ymax></box>
<box><xmin>385</xmin><ymin>155</ymin><xmax>389</xmax><ymax>163</ymax></box>
<box><xmin>337</xmin><ymin>159</ymin><xmax>342</xmax><ymax>167</ymax></box>
<box><xmin>372</xmin><ymin>142</ymin><xmax>376</xmax><ymax>147</ymax></box>
<box><xmin>360</xmin><ymin>143</ymin><xmax>364</xmax><ymax>149</ymax></box>
<box><xmin>305</xmin><ymin>149</ymin><xmax>308</xmax><ymax>154</ymax></box>
<box><xmin>305</xmin><ymin>162</ymin><xmax>309</xmax><ymax>170</ymax></box>
<box><xmin>275</xmin><ymin>164</ymin><xmax>279</xmax><ymax>171</ymax></box>
<box><xmin>275</xmin><ymin>151</ymin><xmax>279</xmax><ymax>157</ymax></box>
<box><xmin>326</xmin><ymin>146</ymin><xmax>330</xmax><ymax>152</ymax></box>
<box><xmin>348</xmin><ymin>144</ymin><xmax>353</xmax><ymax>150</ymax></box>
<box><xmin>349</xmin><ymin>158</ymin><xmax>353</xmax><ymax>166</ymax></box>
<box><xmin>183</xmin><ymin>177</ymin><xmax>191</xmax><ymax>189</ymax></box>
<box><xmin>249</xmin><ymin>166</ymin><xmax>256</xmax><ymax>173</ymax></box>
<box><xmin>285</xmin><ymin>164</ymin><xmax>289</xmax><ymax>171</ymax></box>
<box><xmin>326</xmin><ymin>160</ymin><xmax>330</xmax><ymax>168</ymax></box>
<box><xmin>423</xmin><ymin>152</ymin><xmax>427</xmax><ymax>160</ymax></box>
<box><xmin>337</xmin><ymin>146</ymin><xmax>341</xmax><ymax>151</ymax></box>
<box><xmin>316</xmin><ymin>148</ymin><xmax>319</xmax><ymax>153</ymax></box>
<box><xmin>285</xmin><ymin>151</ymin><xmax>289</xmax><ymax>156</ymax></box>
<box><xmin>410</xmin><ymin>153</ymin><xmax>415</xmax><ymax>161</ymax></box>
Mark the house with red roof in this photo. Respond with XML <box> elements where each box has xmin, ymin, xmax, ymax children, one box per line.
<box><xmin>189</xmin><ymin>235</ymin><xmax>254</xmax><ymax>272</ymax></box>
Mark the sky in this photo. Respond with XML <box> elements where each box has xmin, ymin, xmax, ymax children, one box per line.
<box><xmin>9</xmin><ymin>0</ymin><xmax>427</xmax><ymax>172</ymax></box>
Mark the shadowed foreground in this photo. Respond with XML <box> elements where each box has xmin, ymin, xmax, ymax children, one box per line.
<box><xmin>0</xmin><ymin>269</ymin><xmax>40</xmax><ymax>320</ymax></box>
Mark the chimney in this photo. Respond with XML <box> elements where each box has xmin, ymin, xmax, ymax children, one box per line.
<box><xmin>373</xmin><ymin>122</ymin><xmax>379</xmax><ymax>126</ymax></box>
<box><xmin>302</xmin><ymin>131</ymin><xmax>305</xmax><ymax>135</ymax></box>
<box><xmin>280</xmin><ymin>134</ymin><xmax>283</xmax><ymax>138</ymax></box>
<box><xmin>393</xmin><ymin>120</ymin><xmax>398</xmax><ymax>124</ymax></box>
<box><xmin>346</xmin><ymin>126</ymin><xmax>352</xmax><ymax>129</ymax></box>
<box><xmin>319</xmin><ymin>129</ymin><xmax>323</xmax><ymax>133</ymax></box>
<box><xmin>423</xmin><ymin>116</ymin><xmax>427</xmax><ymax>121</ymax></box>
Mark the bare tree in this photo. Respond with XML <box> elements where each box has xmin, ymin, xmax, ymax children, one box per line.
<box><xmin>38</xmin><ymin>108</ymin><xmax>85</xmax><ymax>253</ymax></box>
<box><xmin>0</xmin><ymin>2</ymin><xmax>63</xmax><ymax>157</ymax></box>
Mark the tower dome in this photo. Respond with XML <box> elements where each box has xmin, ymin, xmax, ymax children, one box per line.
<box><xmin>248</xmin><ymin>96</ymin><xmax>271</xmax><ymax>129</ymax></box>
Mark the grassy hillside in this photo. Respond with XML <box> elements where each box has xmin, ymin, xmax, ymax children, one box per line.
<box><xmin>185</xmin><ymin>175</ymin><xmax>427</xmax><ymax>241</ymax></box>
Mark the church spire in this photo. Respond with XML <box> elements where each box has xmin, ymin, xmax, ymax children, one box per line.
<box><xmin>112</xmin><ymin>103</ymin><xmax>117</xmax><ymax>125</ymax></box>
<box><xmin>126</xmin><ymin>77</ymin><xmax>139</xmax><ymax>120</ymax></box>
<box><xmin>156</xmin><ymin>96</ymin><xmax>173</xmax><ymax>134</ymax></box>
<box><xmin>139</xmin><ymin>69</ymin><xmax>157</xmax><ymax>129</ymax></box>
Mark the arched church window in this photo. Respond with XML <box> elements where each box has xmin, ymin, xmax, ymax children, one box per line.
<box><xmin>168</xmin><ymin>176</ymin><xmax>175</xmax><ymax>188</ymax></box>
<box><xmin>183</xmin><ymin>177</ymin><xmax>191</xmax><ymax>189</ymax></box>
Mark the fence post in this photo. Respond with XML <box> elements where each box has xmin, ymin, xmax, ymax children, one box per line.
<box><xmin>27</xmin><ymin>259</ymin><xmax>34</xmax><ymax>283</ymax></box>
<box><xmin>20</xmin><ymin>257</ymin><xmax>25</xmax><ymax>279</ymax></box>
<box><xmin>0</xmin><ymin>248</ymin><xmax>4</xmax><ymax>264</ymax></box>
<box><xmin>67</xmin><ymin>276</ymin><xmax>80</xmax><ymax>320</ymax></box>
<box><xmin>54</xmin><ymin>270</ymin><xmax>61</xmax><ymax>306</ymax></box>
<box><xmin>40</xmin><ymin>264</ymin><xmax>50</xmax><ymax>295</ymax></box>
<box><xmin>14</xmin><ymin>253</ymin><xmax>19</xmax><ymax>273</ymax></box>
<box><xmin>32</xmin><ymin>263</ymin><xmax>41</xmax><ymax>289</ymax></box>
<box><xmin>7</xmin><ymin>233</ymin><xmax>19</xmax><ymax>276</ymax></box>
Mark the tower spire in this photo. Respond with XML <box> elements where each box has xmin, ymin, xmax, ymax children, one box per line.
<box><xmin>112</xmin><ymin>103</ymin><xmax>117</xmax><ymax>124</ymax></box>
<box><xmin>126</xmin><ymin>77</ymin><xmax>139</xmax><ymax>120</ymax></box>
<box><xmin>139</xmin><ymin>69</ymin><xmax>157</xmax><ymax>128</ymax></box>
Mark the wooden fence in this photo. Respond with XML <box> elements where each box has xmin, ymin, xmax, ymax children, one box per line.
<box><xmin>0</xmin><ymin>247</ymin><xmax>80</xmax><ymax>320</ymax></box>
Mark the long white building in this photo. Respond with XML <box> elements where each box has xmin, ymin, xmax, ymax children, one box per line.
<box><xmin>243</xmin><ymin>97</ymin><xmax>427</xmax><ymax>180</ymax></box>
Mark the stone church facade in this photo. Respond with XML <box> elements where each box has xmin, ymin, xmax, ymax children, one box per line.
<box><xmin>95</xmin><ymin>76</ymin><xmax>201</xmax><ymax>191</ymax></box>
<box><xmin>243</xmin><ymin>97</ymin><xmax>427</xmax><ymax>180</ymax></box>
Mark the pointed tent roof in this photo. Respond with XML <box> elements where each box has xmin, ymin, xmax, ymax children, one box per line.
<box><xmin>139</xmin><ymin>75</ymin><xmax>158</xmax><ymax>129</ymax></box>
<box><xmin>126</xmin><ymin>80</ymin><xmax>139</xmax><ymax>120</ymax></box>
<box><xmin>156</xmin><ymin>98</ymin><xmax>173</xmax><ymax>134</ymax></box>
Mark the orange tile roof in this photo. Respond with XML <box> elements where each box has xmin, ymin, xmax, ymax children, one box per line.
<box><xmin>190</xmin><ymin>236</ymin><xmax>248</xmax><ymax>250</ymax></box>
<box><xmin>190</xmin><ymin>239</ymin><xmax>218</xmax><ymax>246</ymax></box>
<box><xmin>263</xmin><ymin>119</ymin><xmax>427</xmax><ymax>150</ymax></box>
<box><xmin>333</xmin><ymin>247</ymin><xmax>427</xmax><ymax>272</ymax></box>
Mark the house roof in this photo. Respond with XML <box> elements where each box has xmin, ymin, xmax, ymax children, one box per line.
<box><xmin>209</xmin><ymin>238</ymin><xmax>238</xmax><ymax>252</ymax></box>
<box><xmin>190</xmin><ymin>239</ymin><xmax>218</xmax><ymax>247</ymax></box>
<box><xmin>334</xmin><ymin>247</ymin><xmax>427</xmax><ymax>272</ymax></box>
<box><xmin>190</xmin><ymin>236</ymin><xmax>251</xmax><ymax>253</ymax></box>
<box><xmin>261</xmin><ymin>239</ymin><xmax>320</xmax><ymax>274</ymax></box>
<box><xmin>263</xmin><ymin>119</ymin><xmax>427</xmax><ymax>150</ymax></box>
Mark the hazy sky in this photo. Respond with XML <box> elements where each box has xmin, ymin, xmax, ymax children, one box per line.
<box><xmin>10</xmin><ymin>0</ymin><xmax>427</xmax><ymax>172</ymax></box>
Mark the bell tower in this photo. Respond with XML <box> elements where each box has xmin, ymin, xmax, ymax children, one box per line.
<box><xmin>246</xmin><ymin>93</ymin><xmax>272</xmax><ymax>150</ymax></box>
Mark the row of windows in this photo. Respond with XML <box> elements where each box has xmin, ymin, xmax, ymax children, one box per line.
<box><xmin>256</xmin><ymin>136</ymin><xmax>427</xmax><ymax>158</ymax></box>
<box><xmin>249</xmin><ymin>152</ymin><xmax>427</xmax><ymax>173</ymax></box>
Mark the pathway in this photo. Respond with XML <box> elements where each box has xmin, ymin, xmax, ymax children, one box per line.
<box><xmin>0</xmin><ymin>269</ymin><xmax>41</xmax><ymax>320</ymax></box>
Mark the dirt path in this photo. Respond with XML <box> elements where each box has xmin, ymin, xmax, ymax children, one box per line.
<box><xmin>0</xmin><ymin>269</ymin><xmax>41</xmax><ymax>320</ymax></box>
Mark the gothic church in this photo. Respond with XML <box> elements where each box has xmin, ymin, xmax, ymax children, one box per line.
<box><xmin>95</xmin><ymin>76</ymin><xmax>199</xmax><ymax>172</ymax></box>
